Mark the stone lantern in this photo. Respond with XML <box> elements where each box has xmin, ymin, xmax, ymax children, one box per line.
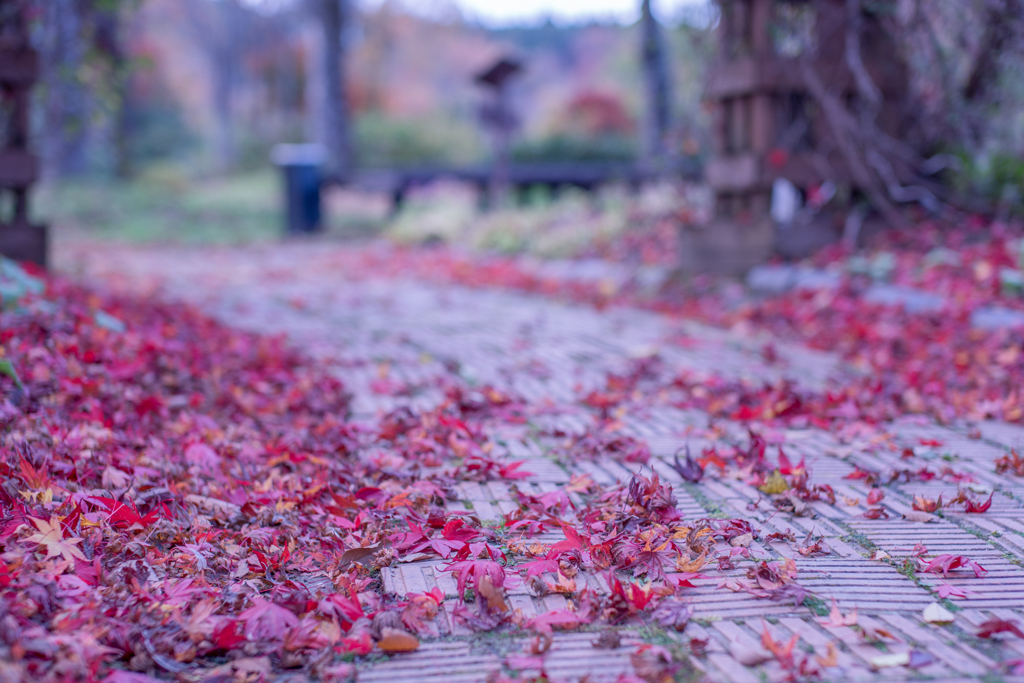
<box><xmin>475</xmin><ymin>57</ymin><xmax>522</xmax><ymax>208</ymax></box>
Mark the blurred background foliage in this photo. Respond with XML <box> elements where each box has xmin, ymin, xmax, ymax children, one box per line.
<box><xmin>18</xmin><ymin>0</ymin><xmax>1024</xmax><ymax>247</ymax></box>
<box><xmin>28</xmin><ymin>0</ymin><xmax>717</xmax><ymax>178</ymax></box>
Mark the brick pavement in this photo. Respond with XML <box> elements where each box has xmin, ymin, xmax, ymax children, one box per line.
<box><xmin>60</xmin><ymin>240</ymin><xmax>1024</xmax><ymax>682</ymax></box>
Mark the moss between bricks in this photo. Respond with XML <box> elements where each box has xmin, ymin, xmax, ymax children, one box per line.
<box><xmin>681</xmin><ymin>483</ymin><xmax>729</xmax><ymax>519</ymax></box>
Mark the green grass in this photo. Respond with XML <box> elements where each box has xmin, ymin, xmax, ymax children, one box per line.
<box><xmin>35</xmin><ymin>168</ymin><xmax>388</xmax><ymax>245</ymax></box>
<box><xmin>803</xmin><ymin>595</ymin><xmax>831</xmax><ymax>617</ymax></box>
<box><xmin>37</xmin><ymin>170</ymin><xmax>282</xmax><ymax>244</ymax></box>
<box><xmin>681</xmin><ymin>483</ymin><xmax>729</xmax><ymax>519</ymax></box>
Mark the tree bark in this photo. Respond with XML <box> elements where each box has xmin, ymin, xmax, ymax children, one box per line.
<box><xmin>182</xmin><ymin>0</ymin><xmax>241</xmax><ymax>172</ymax></box>
<box><xmin>963</xmin><ymin>0</ymin><xmax>1024</xmax><ymax>103</ymax></box>
<box><xmin>319</xmin><ymin>0</ymin><xmax>353</xmax><ymax>179</ymax></box>
<box><xmin>640</xmin><ymin>0</ymin><xmax>671</xmax><ymax>169</ymax></box>
<box><xmin>38</xmin><ymin>0</ymin><xmax>89</xmax><ymax>180</ymax></box>
<box><xmin>93</xmin><ymin>2</ymin><xmax>132</xmax><ymax>178</ymax></box>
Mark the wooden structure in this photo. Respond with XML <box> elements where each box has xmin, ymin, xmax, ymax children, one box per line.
<box><xmin>0</xmin><ymin>1</ymin><xmax>46</xmax><ymax>267</ymax></box>
<box><xmin>351</xmin><ymin>159</ymin><xmax>701</xmax><ymax>213</ymax></box>
<box><xmin>684</xmin><ymin>0</ymin><xmax>906</xmax><ymax>273</ymax></box>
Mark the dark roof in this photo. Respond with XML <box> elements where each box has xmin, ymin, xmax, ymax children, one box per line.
<box><xmin>474</xmin><ymin>58</ymin><xmax>523</xmax><ymax>88</ymax></box>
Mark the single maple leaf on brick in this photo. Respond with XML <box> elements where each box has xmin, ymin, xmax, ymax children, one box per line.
<box><xmin>544</xmin><ymin>571</ymin><xmax>577</xmax><ymax>595</ymax></box>
<box><xmin>977</xmin><ymin>618</ymin><xmax>1024</xmax><ymax>639</ymax></box>
<box><xmin>817</xmin><ymin>599</ymin><xmax>858</xmax><ymax>627</ymax></box>
<box><xmin>652</xmin><ymin>599</ymin><xmax>692</xmax><ymax>631</ymax></box>
<box><xmin>844</xmin><ymin>466</ymin><xmax>879</xmax><ymax>485</ymax></box>
<box><xmin>937</xmin><ymin>582</ymin><xmax>974</xmax><ymax>599</ymax></box>
<box><xmin>671</xmin><ymin>446</ymin><xmax>703</xmax><ymax>483</ymax></box>
<box><xmin>528</xmin><ymin>608</ymin><xmax>580</xmax><ymax>636</ymax></box>
<box><xmin>777</xmin><ymin>447</ymin><xmax>806</xmax><ymax>476</ymax></box>
<box><xmin>520</xmin><ymin>558</ymin><xmax>559</xmax><ymax>578</ymax></box>
<box><xmin>761</xmin><ymin>625</ymin><xmax>799</xmax><ymax>671</ymax></box>
<box><xmin>963</xmin><ymin>492</ymin><xmax>994</xmax><ymax>513</ymax></box>
<box><xmin>918</xmin><ymin>554</ymin><xmax>987</xmax><ymax>578</ymax></box>
<box><xmin>497</xmin><ymin>461</ymin><xmax>533</xmax><ymax>480</ymax></box>
<box><xmin>996</xmin><ymin>451</ymin><xmax>1024</xmax><ymax>476</ymax></box>
<box><xmin>25</xmin><ymin>516</ymin><xmax>86</xmax><ymax>562</ymax></box>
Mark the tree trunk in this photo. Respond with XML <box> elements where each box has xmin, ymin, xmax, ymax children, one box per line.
<box><xmin>183</xmin><ymin>0</ymin><xmax>241</xmax><ymax>173</ymax></box>
<box><xmin>640</xmin><ymin>0</ymin><xmax>671</xmax><ymax>169</ymax></box>
<box><xmin>319</xmin><ymin>0</ymin><xmax>353</xmax><ymax>179</ymax></box>
<box><xmin>212</xmin><ymin>56</ymin><xmax>236</xmax><ymax>172</ymax></box>
<box><xmin>93</xmin><ymin>3</ymin><xmax>132</xmax><ymax>178</ymax></box>
<box><xmin>39</xmin><ymin>0</ymin><xmax>89</xmax><ymax>180</ymax></box>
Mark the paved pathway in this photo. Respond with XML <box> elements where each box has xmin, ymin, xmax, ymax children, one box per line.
<box><xmin>61</xmin><ymin>240</ymin><xmax>1024</xmax><ymax>682</ymax></box>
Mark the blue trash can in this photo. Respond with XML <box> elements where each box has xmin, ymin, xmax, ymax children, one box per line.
<box><xmin>271</xmin><ymin>144</ymin><xmax>326</xmax><ymax>235</ymax></box>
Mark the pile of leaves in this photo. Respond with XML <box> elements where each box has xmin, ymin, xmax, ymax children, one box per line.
<box><xmin>4</xmin><ymin>244</ymin><xmax>1017</xmax><ymax>682</ymax></box>
<box><xmin>0</xmin><ymin>260</ymin><xmax>385</xmax><ymax>680</ymax></box>
<box><xmin>0</xmin><ymin>259</ymin><xmax>785</xmax><ymax>682</ymax></box>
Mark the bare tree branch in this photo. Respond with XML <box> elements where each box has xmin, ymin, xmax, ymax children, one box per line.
<box><xmin>844</xmin><ymin>0</ymin><xmax>881</xmax><ymax>115</ymax></box>
<box><xmin>798</xmin><ymin>59</ymin><xmax>907</xmax><ymax>227</ymax></box>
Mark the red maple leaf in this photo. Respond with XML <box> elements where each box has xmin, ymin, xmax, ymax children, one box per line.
<box><xmin>918</xmin><ymin>554</ymin><xmax>987</xmax><ymax>578</ymax></box>
<box><xmin>239</xmin><ymin>597</ymin><xmax>299</xmax><ymax>641</ymax></box>
<box><xmin>978</xmin><ymin>618</ymin><xmax>1024</xmax><ymax>639</ymax></box>
<box><xmin>913</xmin><ymin>494</ymin><xmax>943</xmax><ymax>512</ymax></box>
<box><xmin>844</xmin><ymin>466</ymin><xmax>879</xmax><ymax>484</ymax></box>
<box><xmin>443</xmin><ymin>559</ymin><xmax>508</xmax><ymax>597</ymax></box>
<box><xmin>529</xmin><ymin>608</ymin><xmax>581</xmax><ymax>636</ymax></box>
<box><xmin>964</xmin><ymin>492</ymin><xmax>994</xmax><ymax>513</ymax></box>
<box><xmin>777</xmin><ymin>447</ymin><xmax>805</xmax><ymax>476</ymax></box>
<box><xmin>211</xmin><ymin>619</ymin><xmax>246</xmax><ymax>651</ymax></box>
<box><xmin>498</xmin><ymin>461</ymin><xmax>533</xmax><ymax>480</ymax></box>
<box><xmin>520</xmin><ymin>558</ymin><xmax>559</xmax><ymax>578</ymax></box>
<box><xmin>337</xmin><ymin>630</ymin><xmax>374</xmax><ymax>655</ymax></box>
<box><xmin>323</xmin><ymin>592</ymin><xmax>366</xmax><ymax>627</ymax></box>
<box><xmin>88</xmin><ymin>496</ymin><xmax>171</xmax><ymax>529</ymax></box>
<box><xmin>547</xmin><ymin>524</ymin><xmax>588</xmax><ymax>558</ymax></box>
<box><xmin>761</xmin><ymin>625</ymin><xmax>799</xmax><ymax>671</ymax></box>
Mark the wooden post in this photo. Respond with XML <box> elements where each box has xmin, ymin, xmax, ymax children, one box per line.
<box><xmin>0</xmin><ymin>0</ymin><xmax>47</xmax><ymax>267</ymax></box>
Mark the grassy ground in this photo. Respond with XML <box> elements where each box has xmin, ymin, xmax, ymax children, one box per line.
<box><xmin>32</xmin><ymin>166</ymin><xmax>696</xmax><ymax>266</ymax></box>
<box><xmin>35</xmin><ymin>169</ymin><xmax>390</xmax><ymax>245</ymax></box>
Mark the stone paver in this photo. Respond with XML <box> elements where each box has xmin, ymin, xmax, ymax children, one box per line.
<box><xmin>59</xmin><ymin>240</ymin><xmax>1024</xmax><ymax>682</ymax></box>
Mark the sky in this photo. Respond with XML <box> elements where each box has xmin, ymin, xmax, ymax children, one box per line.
<box><xmin>359</xmin><ymin>0</ymin><xmax>711</xmax><ymax>27</ymax></box>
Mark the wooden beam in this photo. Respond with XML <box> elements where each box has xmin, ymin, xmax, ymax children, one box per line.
<box><xmin>705</xmin><ymin>57</ymin><xmax>852</xmax><ymax>99</ymax></box>
<box><xmin>0</xmin><ymin>150</ymin><xmax>39</xmax><ymax>188</ymax></box>
<box><xmin>707</xmin><ymin>151</ymin><xmax>852</xmax><ymax>191</ymax></box>
<box><xmin>0</xmin><ymin>222</ymin><xmax>47</xmax><ymax>267</ymax></box>
<box><xmin>707</xmin><ymin>155</ymin><xmax>760</xmax><ymax>190</ymax></box>
<box><xmin>0</xmin><ymin>48</ymin><xmax>39</xmax><ymax>84</ymax></box>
